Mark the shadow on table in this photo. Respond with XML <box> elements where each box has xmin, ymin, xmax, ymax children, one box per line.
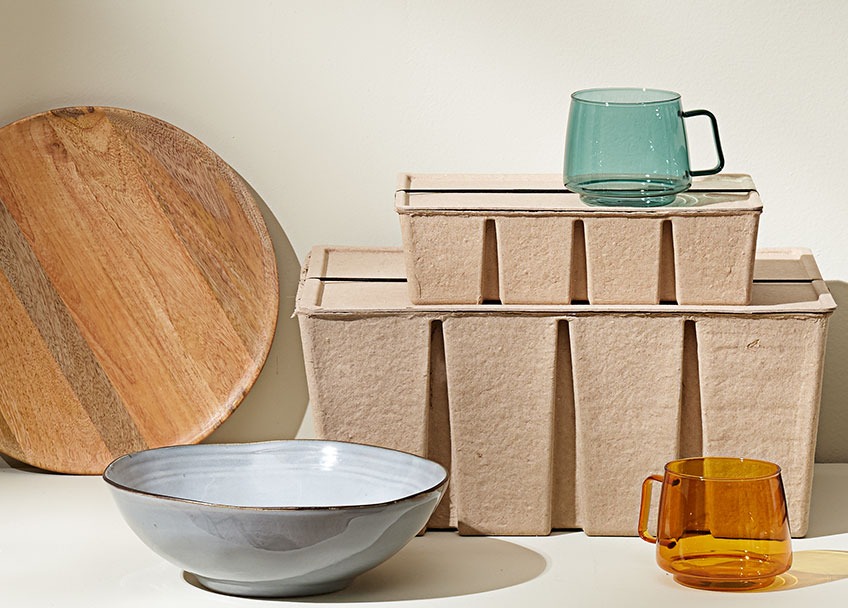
<box><xmin>183</xmin><ymin>533</ymin><xmax>547</xmax><ymax>602</ymax></box>
<box><xmin>0</xmin><ymin>453</ymin><xmax>58</xmax><ymax>474</ymax></box>
<box><xmin>759</xmin><ymin>550</ymin><xmax>848</xmax><ymax>591</ymax></box>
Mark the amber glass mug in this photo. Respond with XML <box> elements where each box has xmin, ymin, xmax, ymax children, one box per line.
<box><xmin>638</xmin><ymin>457</ymin><xmax>792</xmax><ymax>591</ymax></box>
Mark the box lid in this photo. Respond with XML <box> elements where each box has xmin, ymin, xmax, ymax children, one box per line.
<box><xmin>303</xmin><ymin>246</ymin><xmax>407</xmax><ymax>280</ymax></box>
<box><xmin>296</xmin><ymin>247</ymin><xmax>836</xmax><ymax>316</ymax></box>
<box><xmin>753</xmin><ymin>248</ymin><xmax>822</xmax><ymax>281</ymax></box>
<box><xmin>395</xmin><ymin>173</ymin><xmax>761</xmax><ymax>216</ymax></box>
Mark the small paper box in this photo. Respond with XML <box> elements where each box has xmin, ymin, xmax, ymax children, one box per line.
<box><xmin>396</xmin><ymin>174</ymin><xmax>761</xmax><ymax>306</ymax></box>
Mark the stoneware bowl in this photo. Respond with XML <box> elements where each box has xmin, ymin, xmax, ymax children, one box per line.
<box><xmin>103</xmin><ymin>440</ymin><xmax>448</xmax><ymax>597</ymax></box>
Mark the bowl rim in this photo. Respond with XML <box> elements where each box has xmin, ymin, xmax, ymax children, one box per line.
<box><xmin>102</xmin><ymin>439</ymin><xmax>449</xmax><ymax>512</ymax></box>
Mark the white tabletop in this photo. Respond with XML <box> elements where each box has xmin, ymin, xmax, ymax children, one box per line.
<box><xmin>3</xmin><ymin>459</ymin><xmax>848</xmax><ymax>607</ymax></box>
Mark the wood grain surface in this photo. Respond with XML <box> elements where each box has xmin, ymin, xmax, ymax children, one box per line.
<box><xmin>0</xmin><ymin>107</ymin><xmax>278</xmax><ymax>473</ymax></box>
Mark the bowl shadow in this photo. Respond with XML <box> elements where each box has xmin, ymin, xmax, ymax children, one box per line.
<box><xmin>182</xmin><ymin>532</ymin><xmax>547</xmax><ymax>602</ymax></box>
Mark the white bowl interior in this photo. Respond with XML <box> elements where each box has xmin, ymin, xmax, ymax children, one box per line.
<box><xmin>104</xmin><ymin>441</ymin><xmax>446</xmax><ymax>508</ymax></box>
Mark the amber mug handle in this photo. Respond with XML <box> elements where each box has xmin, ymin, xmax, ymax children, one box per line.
<box><xmin>638</xmin><ymin>474</ymin><xmax>664</xmax><ymax>544</ymax></box>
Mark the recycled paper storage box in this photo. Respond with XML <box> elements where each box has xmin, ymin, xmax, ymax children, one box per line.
<box><xmin>296</xmin><ymin>246</ymin><xmax>834</xmax><ymax>537</ymax></box>
<box><xmin>396</xmin><ymin>174</ymin><xmax>761</xmax><ymax>306</ymax></box>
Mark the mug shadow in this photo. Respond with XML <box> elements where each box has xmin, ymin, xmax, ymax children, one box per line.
<box><xmin>578</xmin><ymin>191</ymin><xmax>750</xmax><ymax>209</ymax></box>
<box><xmin>758</xmin><ymin>550</ymin><xmax>848</xmax><ymax>591</ymax></box>
<box><xmin>668</xmin><ymin>191</ymin><xmax>752</xmax><ymax>207</ymax></box>
<box><xmin>182</xmin><ymin>533</ymin><xmax>547</xmax><ymax>602</ymax></box>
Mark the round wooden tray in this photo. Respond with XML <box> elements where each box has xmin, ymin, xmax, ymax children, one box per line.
<box><xmin>0</xmin><ymin>107</ymin><xmax>279</xmax><ymax>473</ymax></box>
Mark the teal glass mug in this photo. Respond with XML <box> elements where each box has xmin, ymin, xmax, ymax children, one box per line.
<box><xmin>564</xmin><ymin>88</ymin><xmax>724</xmax><ymax>206</ymax></box>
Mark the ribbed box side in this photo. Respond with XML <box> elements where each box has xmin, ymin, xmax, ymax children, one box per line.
<box><xmin>570</xmin><ymin>316</ymin><xmax>685</xmax><ymax>535</ymax></box>
<box><xmin>442</xmin><ymin>316</ymin><xmax>559</xmax><ymax>534</ymax></box>
<box><xmin>695</xmin><ymin>315</ymin><xmax>830</xmax><ymax>536</ymax></box>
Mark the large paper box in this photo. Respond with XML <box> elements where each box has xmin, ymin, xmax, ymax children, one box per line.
<box><xmin>296</xmin><ymin>246</ymin><xmax>833</xmax><ymax>537</ymax></box>
<box><xmin>396</xmin><ymin>174</ymin><xmax>761</xmax><ymax>306</ymax></box>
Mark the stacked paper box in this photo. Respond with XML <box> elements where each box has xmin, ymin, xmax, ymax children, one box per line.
<box><xmin>296</xmin><ymin>245</ymin><xmax>834</xmax><ymax>537</ymax></box>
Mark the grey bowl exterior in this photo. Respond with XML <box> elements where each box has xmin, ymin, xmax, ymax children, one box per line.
<box><xmin>103</xmin><ymin>441</ymin><xmax>447</xmax><ymax>597</ymax></box>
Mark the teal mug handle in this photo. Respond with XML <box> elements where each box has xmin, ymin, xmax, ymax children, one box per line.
<box><xmin>681</xmin><ymin>109</ymin><xmax>724</xmax><ymax>176</ymax></box>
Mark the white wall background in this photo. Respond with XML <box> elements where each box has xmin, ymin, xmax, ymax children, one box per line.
<box><xmin>1</xmin><ymin>0</ymin><xmax>846</xmax><ymax>460</ymax></box>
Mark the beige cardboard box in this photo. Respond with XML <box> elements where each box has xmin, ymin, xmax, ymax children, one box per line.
<box><xmin>296</xmin><ymin>246</ymin><xmax>834</xmax><ymax>537</ymax></box>
<box><xmin>396</xmin><ymin>174</ymin><xmax>761</xmax><ymax>306</ymax></box>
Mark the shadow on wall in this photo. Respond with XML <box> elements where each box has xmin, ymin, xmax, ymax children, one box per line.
<box><xmin>817</xmin><ymin>281</ymin><xmax>848</xmax><ymax>462</ymax></box>
<box><xmin>805</xmin><ymin>463</ymin><xmax>848</xmax><ymax>537</ymax></box>
<box><xmin>205</xmin><ymin>180</ymin><xmax>309</xmax><ymax>443</ymax></box>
